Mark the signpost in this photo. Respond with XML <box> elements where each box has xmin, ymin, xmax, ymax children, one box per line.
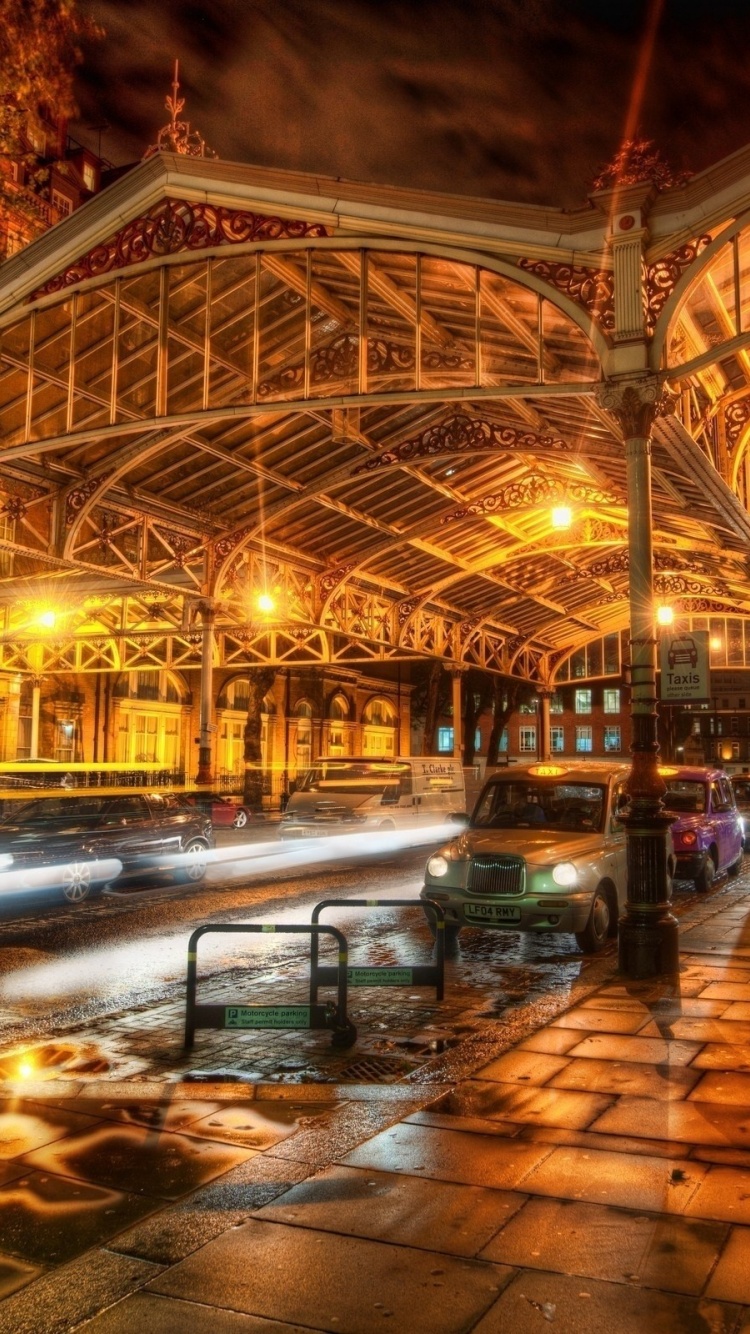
<box><xmin>659</xmin><ymin>629</ymin><xmax>709</xmax><ymax>703</ymax></box>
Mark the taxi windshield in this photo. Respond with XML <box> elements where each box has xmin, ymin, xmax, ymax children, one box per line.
<box><xmin>471</xmin><ymin>780</ymin><xmax>606</xmax><ymax>832</ymax></box>
<box><xmin>662</xmin><ymin>781</ymin><xmax>706</xmax><ymax>814</ymax></box>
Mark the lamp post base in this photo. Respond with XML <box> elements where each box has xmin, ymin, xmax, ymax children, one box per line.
<box><xmin>618</xmin><ymin>910</ymin><xmax>680</xmax><ymax>980</ymax></box>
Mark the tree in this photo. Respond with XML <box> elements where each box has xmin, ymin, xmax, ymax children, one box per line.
<box><xmin>486</xmin><ymin>676</ymin><xmax>534</xmax><ymax>767</ymax></box>
<box><xmin>0</xmin><ymin>1</ymin><xmax>101</xmax><ymax>250</ymax></box>
<box><xmin>243</xmin><ymin>667</ymin><xmax>277</xmax><ymax>807</ymax></box>
<box><xmin>462</xmin><ymin>668</ymin><xmax>495</xmax><ymax>766</ymax></box>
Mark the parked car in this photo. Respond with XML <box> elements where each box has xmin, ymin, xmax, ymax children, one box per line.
<box><xmin>182</xmin><ymin>792</ymin><xmax>258</xmax><ymax>828</ymax></box>
<box><xmin>420</xmin><ymin>762</ymin><xmax>632</xmax><ymax>953</ymax></box>
<box><xmin>663</xmin><ymin>766</ymin><xmax>744</xmax><ymax>891</ymax></box>
<box><xmin>0</xmin><ymin>791</ymin><xmax>214</xmax><ymax>905</ymax></box>
<box><xmin>730</xmin><ymin>774</ymin><xmax>750</xmax><ymax>851</ymax></box>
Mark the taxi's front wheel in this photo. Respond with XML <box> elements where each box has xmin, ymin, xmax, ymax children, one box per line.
<box><xmin>575</xmin><ymin>886</ymin><xmax>612</xmax><ymax>953</ymax></box>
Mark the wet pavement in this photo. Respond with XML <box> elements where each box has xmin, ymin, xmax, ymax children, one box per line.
<box><xmin>0</xmin><ymin>842</ymin><xmax>749</xmax><ymax>1329</ymax></box>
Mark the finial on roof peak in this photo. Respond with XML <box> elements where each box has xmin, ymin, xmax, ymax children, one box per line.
<box><xmin>593</xmin><ymin>137</ymin><xmax>690</xmax><ymax>192</ymax></box>
<box><xmin>144</xmin><ymin>60</ymin><xmax>216</xmax><ymax>161</ymax></box>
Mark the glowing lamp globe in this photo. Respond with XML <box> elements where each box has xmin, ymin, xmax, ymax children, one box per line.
<box><xmin>257</xmin><ymin>593</ymin><xmax>275</xmax><ymax>614</ymax></box>
<box><xmin>551</xmin><ymin>506</ymin><xmax>572</xmax><ymax>530</ymax></box>
<box><xmin>656</xmin><ymin>606</ymin><xmax>674</xmax><ymax>627</ymax></box>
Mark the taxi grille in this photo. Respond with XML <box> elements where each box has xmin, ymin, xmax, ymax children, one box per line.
<box><xmin>468</xmin><ymin>855</ymin><xmax>524</xmax><ymax>896</ymax></box>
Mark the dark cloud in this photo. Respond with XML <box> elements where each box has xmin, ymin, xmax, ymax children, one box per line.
<box><xmin>72</xmin><ymin>0</ymin><xmax>750</xmax><ymax>208</ymax></box>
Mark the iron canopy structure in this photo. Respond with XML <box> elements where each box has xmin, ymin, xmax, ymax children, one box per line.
<box><xmin>1</xmin><ymin>150</ymin><xmax>750</xmax><ymax>686</ymax></box>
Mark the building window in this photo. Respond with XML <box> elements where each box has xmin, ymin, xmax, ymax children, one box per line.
<box><xmin>474</xmin><ymin>727</ymin><xmax>482</xmax><ymax>752</ymax></box>
<box><xmin>550</xmin><ymin>693</ymin><xmax>564</xmax><ymax>714</ymax></box>
<box><xmin>519</xmin><ymin>699</ymin><xmax>538</xmax><ymax>714</ymax></box>
<box><xmin>438</xmin><ymin>727</ymin><xmax>454</xmax><ymax>753</ymax></box>
<box><xmin>575</xmin><ymin>689</ymin><xmax>592</xmax><ymax>714</ymax></box>
<box><xmin>576</xmin><ymin>726</ymin><xmax>593</xmax><ymax>753</ymax></box>
<box><xmin>604</xmin><ymin>725</ymin><xmax>621</xmax><ymax>753</ymax></box>
<box><xmin>731</xmin><ymin>716</ymin><xmax>740</xmax><ymax>736</ymax></box>
<box><xmin>519</xmin><ymin>726</ymin><xmax>536</xmax><ymax>753</ymax></box>
<box><xmin>551</xmin><ymin>726</ymin><xmax>564</xmax><ymax>752</ymax></box>
<box><xmin>499</xmin><ymin>729</ymin><xmax>509</xmax><ymax>752</ymax></box>
<box><xmin>603</xmin><ymin>688</ymin><xmax>620</xmax><ymax>714</ymax></box>
<box><xmin>82</xmin><ymin>161</ymin><xmax>96</xmax><ymax>191</ymax></box>
<box><xmin>51</xmin><ymin>190</ymin><xmax>72</xmax><ymax>217</ymax></box>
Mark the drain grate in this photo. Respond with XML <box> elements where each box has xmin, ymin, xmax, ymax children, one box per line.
<box><xmin>338</xmin><ymin>1055</ymin><xmax>411</xmax><ymax>1082</ymax></box>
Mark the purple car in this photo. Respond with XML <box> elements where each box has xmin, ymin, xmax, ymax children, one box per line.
<box><xmin>663</xmin><ymin>766</ymin><xmax>744</xmax><ymax>892</ymax></box>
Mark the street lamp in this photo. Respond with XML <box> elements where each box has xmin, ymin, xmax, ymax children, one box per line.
<box><xmin>257</xmin><ymin>593</ymin><xmax>275</xmax><ymax>614</ymax></box>
<box><xmin>656</xmin><ymin>605</ymin><xmax>674</xmax><ymax>627</ymax></box>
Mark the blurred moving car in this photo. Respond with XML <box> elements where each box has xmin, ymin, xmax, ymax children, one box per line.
<box><xmin>420</xmin><ymin>762</ymin><xmax>631</xmax><ymax>953</ymax></box>
<box><xmin>664</xmin><ymin>766</ymin><xmax>744</xmax><ymax>891</ymax></box>
<box><xmin>182</xmin><ymin>791</ymin><xmax>258</xmax><ymax>828</ymax></box>
<box><xmin>280</xmin><ymin>757</ymin><xmax>465</xmax><ymax>838</ymax></box>
<box><xmin>0</xmin><ymin>791</ymin><xmax>214</xmax><ymax>905</ymax></box>
<box><xmin>730</xmin><ymin>774</ymin><xmax>750</xmax><ymax>851</ymax></box>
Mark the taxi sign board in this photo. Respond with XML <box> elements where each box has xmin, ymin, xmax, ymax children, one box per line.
<box><xmin>659</xmin><ymin>630</ymin><xmax>709</xmax><ymax>702</ymax></box>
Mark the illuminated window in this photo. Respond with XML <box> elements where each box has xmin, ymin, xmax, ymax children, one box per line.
<box><xmin>52</xmin><ymin>190</ymin><xmax>72</xmax><ymax>217</ymax></box>
<box><xmin>551</xmin><ymin>726</ymin><xmax>564</xmax><ymax>752</ymax></box>
<box><xmin>519</xmin><ymin>726</ymin><xmax>536</xmax><ymax>753</ymax></box>
<box><xmin>437</xmin><ymin>727</ymin><xmax>454</xmax><ymax>753</ymax></box>
<box><xmin>550</xmin><ymin>693</ymin><xmax>564</xmax><ymax>714</ymax></box>
<box><xmin>575</xmin><ymin>689</ymin><xmax>592</xmax><ymax>714</ymax></box>
<box><xmin>329</xmin><ymin>692</ymin><xmax>350</xmax><ymax>720</ymax></box>
<box><xmin>604</xmin><ymin>725</ymin><xmax>621</xmax><ymax>752</ymax></box>
<box><xmin>82</xmin><ymin>161</ymin><xmax>96</xmax><ymax>191</ymax></box>
<box><xmin>603</xmin><ymin>688</ymin><xmax>620</xmax><ymax>714</ymax></box>
<box><xmin>576</xmin><ymin>726</ymin><xmax>593</xmax><ymax>753</ymax></box>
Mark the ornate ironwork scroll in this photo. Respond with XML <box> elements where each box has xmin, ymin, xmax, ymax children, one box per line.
<box><xmin>441</xmin><ymin>474</ymin><xmax>618</xmax><ymax>522</ymax></box>
<box><xmin>65</xmin><ymin>473</ymin><xmax>113</xmax><ymax>526</ymax></box>
<box><xmin>33</xmin><ymin>199</ymin><xmax>331</xmax><ymax>298</ymax></box>
<box><xmin>645</xmin><ymin>235</ymin><xmax>712</xmax><ymax>332</ymax></box>
<box><xmin>354</xmin><ymin>414</ymin><xmax>570</xmax><ymax>474</ymax></box>
<box><xmin>318</xmin><ymin>564</ymin><xmax>355</xmax><ymax>598</ymax></box>
<box><xmin>213</xmin><ymin>527</ymin><xmax>252</xmax><ymax>563</ymax></box>
<box><xmin>518</xmin><ymin>258</ymin><xmax>615</xmax><ymax>333</ymax></box>
<box><xmin>724</xmin><ymin>398</ymin><xmax>750</xmax><ymax>450</ymax></box>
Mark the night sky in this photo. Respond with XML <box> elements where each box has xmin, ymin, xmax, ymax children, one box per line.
<box><xmin>72</xmin><ymin>0</ymin><xmax>750</xmax><ymax>209</ymax></box>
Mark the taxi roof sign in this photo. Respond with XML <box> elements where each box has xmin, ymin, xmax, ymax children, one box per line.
<box><xmin>527</xmin><ymin>764</ymin><xmax>568</xmax><ymax>777</ymax></box>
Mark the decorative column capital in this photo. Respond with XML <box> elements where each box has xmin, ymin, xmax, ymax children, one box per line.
<box><xmin>596</xmin><ymin>374</ymin><xmax>665</xmax><ymax>440</ymax></box>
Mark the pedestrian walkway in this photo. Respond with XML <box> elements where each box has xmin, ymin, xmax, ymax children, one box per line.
<box><xmin>1</xmin><ymin>888</ymin><xmax>750</xmax><ymax>1332</ymax></box>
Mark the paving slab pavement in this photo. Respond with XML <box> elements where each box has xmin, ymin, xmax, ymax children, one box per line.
<box><xmin>2</xmin><ymin>886</ymin><xmax>750</xmax><ymax>1329</ymax></box>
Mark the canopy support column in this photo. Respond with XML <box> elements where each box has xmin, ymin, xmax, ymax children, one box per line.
<box><xmin>599</xmin><ymin>377</ymin><xmax>678</xmax><ymax>979</ymax></box>
<box><xmin>538</xmin><ymin>689</ymin><xmax>553</xmax><ymax>762</ymax></box>
<box><xmin>196</xmin><ymin>601</ymin><xmax>215</xmax><ymax>786</ymax></box>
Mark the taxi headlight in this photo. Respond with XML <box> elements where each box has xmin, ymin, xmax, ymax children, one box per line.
<box><xmin>427</xmin><ymin>854</ymin><xmax>449</xmax><ymax>878</ymax></box>
<box><xmin>552</xmin><ymin>861</ymin><xmax>578</xmax><ymax>887</ymax></box>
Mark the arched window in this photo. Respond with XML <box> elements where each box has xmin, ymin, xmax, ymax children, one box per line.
<box><xmin>112</xmin><ymin>671</ymin><xmax>187</xmax><ymax>772</ymax></box>
<box><xmin>362</xmin><ymin>697</ymin><xmax>396</xmax><ymax>727</ymax></box>
<box><xmin>329</xmin><ymin>692</ymin><xmax>350</xmax><ymax>720</ymax></box>
<box><xmin>362</xmin><ymin>696</ymin><xmax>398</xmax><ymax>757</ymax></box>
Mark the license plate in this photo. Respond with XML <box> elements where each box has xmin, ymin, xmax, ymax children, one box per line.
<box><xmin>464</xmin><ymin>902</ymin><xmax>521</xmax><ymax>924</ymax></box>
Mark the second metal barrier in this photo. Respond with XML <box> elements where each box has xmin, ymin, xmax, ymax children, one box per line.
<box><xmin>309</xmin><ymin>899</ymin><xmax>446</xmax><ymax>1005</ymax></box>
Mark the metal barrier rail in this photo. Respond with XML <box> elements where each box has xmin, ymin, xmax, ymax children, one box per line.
<box><xmin>309</xmin><ymin>898</ymin><xmax>446</xmax><ymax>1004</ymax></box>
<box><xmin>184</xmin><ymin>922</ymin><xmax>357</xmax><ymax>1051</ymax></box>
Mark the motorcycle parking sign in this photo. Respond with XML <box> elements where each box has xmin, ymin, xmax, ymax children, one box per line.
<box><xmin>659</xmin><ymin>630</ymin><xmax>709</xmax><ymax>702</ymax></box>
